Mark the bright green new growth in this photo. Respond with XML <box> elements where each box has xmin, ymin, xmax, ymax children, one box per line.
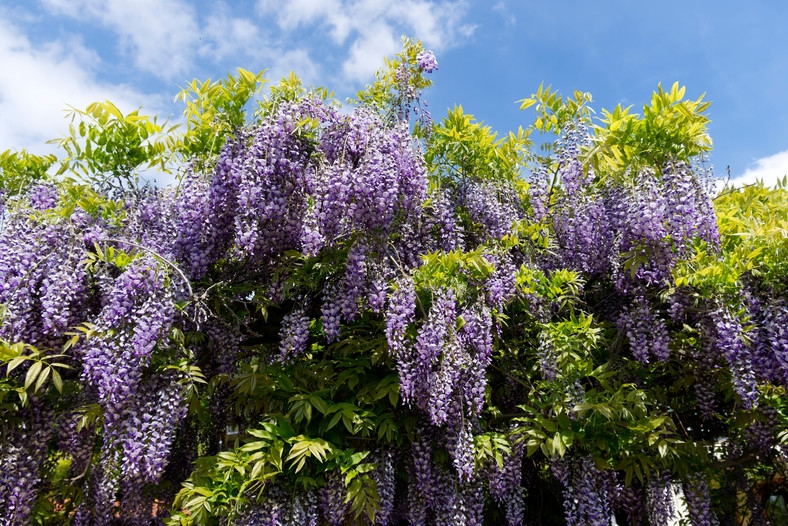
<box><xmin>2</xmin><ymin>39</ymin><xmax>788</xmax><ymax>526</ymax></box>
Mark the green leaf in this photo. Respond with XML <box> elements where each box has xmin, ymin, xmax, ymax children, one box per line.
<box><xmin>34</xmin><ymin>365</ymin><xmax>51</xmax><ymax>393</ymax></box>
<box><xmin>518</xmin><ymin>98</ymin><xmax>537</xmax><ymax>110</ymax></box>
<box><xmin>309</xmin><ymin>395</ymin><xmax>329</xmax><ymax>415</ymax></box>
<box><xmin>541</xmin><ymin>419</ymin><xmax>556</xmax><ymax>433</ymax></box>
<box><xmin>6</xmin><ymin>355</ymin><xmax>29</xmax><ymax>375</ymax></box>
<box><xmin>51</xmin><ymin>368</ymin><xmax>63</xmax><ymax>393</ymax></box>
<box><xmin>327</xmin><ymin>411</ymin><xmax>343</xmax><ymax>431</ymax></box>
<box><xmin>24</xmin><ymin>361</ymin><xmax>43</xmax><ymax>390</ymax></box>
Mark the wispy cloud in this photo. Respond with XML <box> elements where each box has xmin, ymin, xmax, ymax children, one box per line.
<box><xmin>200</xmin><ymin>9</ymin><xmax>266</xmax><ymax>63</ymax></box>
<box><xmin>256</xmin><ymin>0</ymin><xmax>475</xmax><ymax>83</ymax></box>
<box><xmin>39</xmin><ymin>0</ymin><xmax>318</xmax><ymax>85</ymax></box>
<box><xmin>343</xmin><ymin>24</ymin><xmax>400</xmax><ymax>83</ymax></box>
<box><xmin>3</xmin><ymin>0</ymin><xmax>474</xmax><ymax>157</ymax></box>
<box><xmin>267</xmin><ymin>48</ymin><xmax>321</xmax><ymax>87</ymax></box>
<box><xmin>729</xmin><ymin>150</ymin><xmax>788</xmax><ymax>189</ymax></box>
<box><xmin>493</xmin><ymin>1</ymin><xmax>517</xmax><ymax>26</ymax></box>
<box><xmin>42</xmin><ymin>0</ymin><xmax>200</xmax><ymax>80</ymax></box>
<box><xmin>0</xmin><ymin>17</ymin><xmax>162</xmax><ymax>154</ymax></box>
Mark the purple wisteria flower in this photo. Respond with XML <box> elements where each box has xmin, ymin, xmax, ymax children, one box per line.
<box><xmin>417</xmin><ymin>50</ymin><xmax>439</xmax><ymax>72</ymax></box>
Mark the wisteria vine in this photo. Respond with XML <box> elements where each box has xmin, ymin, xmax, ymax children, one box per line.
<box><xmin>1</xmin><ymin>43</ymin><xmax>786</xmax><ymax>526</ymax></box>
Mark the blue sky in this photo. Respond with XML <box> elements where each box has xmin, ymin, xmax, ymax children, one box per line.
<box><xmin>2</xmin><ymin>0</ymin><xmax>786</xmax><ymax>187</ymax></box>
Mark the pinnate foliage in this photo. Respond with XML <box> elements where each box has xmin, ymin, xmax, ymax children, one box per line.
<box><xmin>2</xmin><ymin>38</ymin><xmax>788</xmax><ymax>526</ymax></box>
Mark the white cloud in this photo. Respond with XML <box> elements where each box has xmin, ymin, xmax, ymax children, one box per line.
<box><xmin>41</xmin><ymin>0</ymin><xmax>315</xmax><ymax>85</ymax></box>
<box><xmin>2</xmin><ymin>0</ymin><xmax>475</xmax><ymax>160</ymax></box>
<box><xmin>388</xmin><ymin>0</ymin><xmax>475</xmax><ymax>48</ymax></box>
<box><xmin>493</xmin><ymin>1</ymin><xmax>516</xmax><ymax>26</ymax></box>
<box><xmin>42</xmin><ymin>0</ymin><xmax>201</xmax><ymax>80</ymax></box>
<box><xmin>343</xmin><ymin>24</ymin><xmax>401</xmax><ymax>82</ymax></box>
<box><xmin>258</xmin><ymin>0</ymin><xmax>346</xmax><ymax>38</ymax></box>
<box><xmin>37</xmin><ymin>0</ymin><xmax>473</xmax><ymax>88</ymax></box>
<box><xmin>200</xmin><ymin>10</ymin><xmax>266</xmax><ymax>62</ymax></box>
<box><xmin>268</xmin><ymin>48</ymin><xmax>320</xmax><ymax>87</ymax></box>
<box><xmin>195</xmin><ymin>4</ymin><xmax>320</xmax><ymax>89</ymax></box>
<box><xmin>0</xmin><ymin>17</ymin><xmax>162</xmax><ymax>155</ymax></box>
<box><xmin>729</xmin><ymin>150</ymin><xmax>788</xmax><ymax>189</ymax></box>
<box><xmin>257</xmin><ymin>0</ymin><xmax>474</xmax><ymax>83</ymax></box>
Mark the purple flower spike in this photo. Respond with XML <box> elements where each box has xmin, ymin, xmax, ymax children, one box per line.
<box><xmin>416</xmin><ymin>50</ymin><xmax>439</xmax><ymax>72</ymax></box>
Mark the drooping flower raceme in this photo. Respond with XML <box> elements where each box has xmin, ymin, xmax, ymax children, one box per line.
<box><xmin>417</xmin><ymin>50</ymin><xmax>439</xmax><ymax>72</ymax></box>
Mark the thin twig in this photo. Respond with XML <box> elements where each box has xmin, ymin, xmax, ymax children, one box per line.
<box><xmin>490</xmin><ymin>363</ymin><xmax>530</xmax><ymax>390</ymax></box>
<box><xmin>97</xmin><ymin>237</ymin><xmax>194</xmax><ymax>299</ymax></box>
